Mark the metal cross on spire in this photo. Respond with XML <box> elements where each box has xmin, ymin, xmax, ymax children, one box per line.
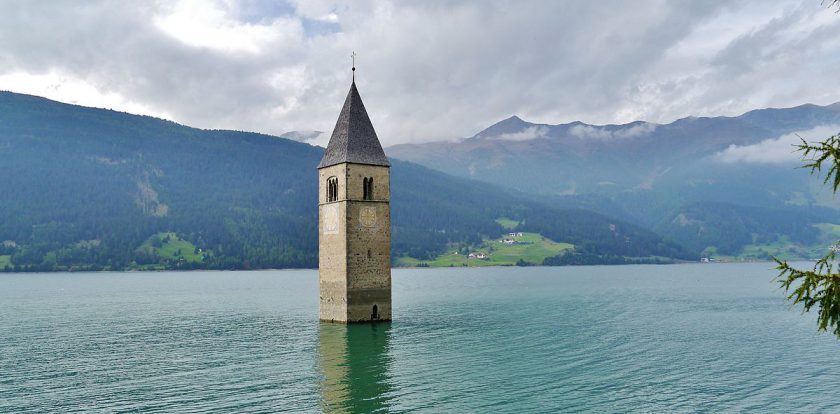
<box><xmin>351</xmin><ymin>51</ymin><xmax>356</xmax><ymax>81</ymax></box>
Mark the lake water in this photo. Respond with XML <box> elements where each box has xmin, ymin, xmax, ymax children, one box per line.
<box><xmin>2</xmin><ymin>263</ymin><xmax>840</xmax><ymax>413</ymax></box>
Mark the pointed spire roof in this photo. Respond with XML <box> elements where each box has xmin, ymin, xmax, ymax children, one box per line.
<box><xmin>318</xmin><ymin>81</ymin><xmax>390</xmax><ymax>169</ymax></box>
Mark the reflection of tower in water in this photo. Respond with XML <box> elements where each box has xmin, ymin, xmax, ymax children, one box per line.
<box><xmin>318</xmin><ymin>323</ymin><xmax>392</xmax><ymax>413</ymax></box>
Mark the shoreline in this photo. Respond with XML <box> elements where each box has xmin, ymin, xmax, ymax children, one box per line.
<box><xmin>0</xmin><ymin>259</ymin><xmax>803</xmax><ymax>274</ymax></box>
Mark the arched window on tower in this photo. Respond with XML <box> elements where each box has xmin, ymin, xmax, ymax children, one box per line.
<box><xmin>362</xmin><ymin>177</ymin><xmax>368</xmax><ymax>200</ymax></box>
<box><xmin>327</xmin><ymin>176</ymin><xmax>338</xmax><ymax>202</ymax></box>
<box><xmin>363</xmin><ymin>177</ymin><xmax>374</xmax><ymax>200</ymax></box>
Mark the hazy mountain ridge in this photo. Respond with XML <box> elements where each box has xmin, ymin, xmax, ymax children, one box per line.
<box><xmin>387</xmin><ymin>102</ymin><xmax>840</xmax><ymax>259</ymax></box>
<box><xmin>388</xmin><ymin>103</ymin><xmax>840</xmax><ymax>194</ymax></box>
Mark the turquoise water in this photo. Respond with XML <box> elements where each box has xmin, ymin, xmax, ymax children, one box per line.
<box><xmin>2</xmin><ymin>263</ymin><xmax>840</xmax><ymax>413</ymax></box>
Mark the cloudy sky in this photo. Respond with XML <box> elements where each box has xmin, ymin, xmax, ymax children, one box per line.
<box><xmin>1</xmin><ymin>0</ymin><xmax>838</xmax><ymax>146</ymax></box>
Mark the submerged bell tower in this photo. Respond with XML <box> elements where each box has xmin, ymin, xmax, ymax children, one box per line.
<box><xmin>318</xmin><ymin>68</ymin><xmax>391</xmax><ymax>323</ymax></box>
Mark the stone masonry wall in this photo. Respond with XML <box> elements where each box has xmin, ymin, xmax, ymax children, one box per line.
<box><xmin>345</xmin><ymin>164</ymin><xmax>391</xmax><ymax>322</ymax></box>
<box><xmin>319</xmin><ymin>163</ymin><xmax>391</xmax><ymax>323</ymax></box>
<box><xmin>319</xmin><ymin>164</ymin><xmax>347</xmax><ymax>322</ymax></box>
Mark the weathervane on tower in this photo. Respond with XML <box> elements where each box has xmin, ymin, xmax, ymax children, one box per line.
<box><xmin>351</xmin><ymin>51</ymin><xmax>356</xmax><ymax>81</ymax></box>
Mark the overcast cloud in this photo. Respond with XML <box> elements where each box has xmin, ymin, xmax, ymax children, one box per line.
<box><xmin>715</xmin><ymin>124</ymin><xmax>840</xmax><ymax>164</ymax></box>
<box><xmin>0</xmin><ymin>0</ymin><xmax>838</xmax><ymax>146</ymax></box>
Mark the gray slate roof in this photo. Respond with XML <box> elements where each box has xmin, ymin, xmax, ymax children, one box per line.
<box><xmin>318</xmin><ymin>81</ymin><xmax>390</xmax><ymax>169</ymax></box>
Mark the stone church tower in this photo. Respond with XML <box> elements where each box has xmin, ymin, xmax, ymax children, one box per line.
<box><xmin>318</xmin><ymin>79</ymin><xmax>391</xmax><ymax>323</ymax></box>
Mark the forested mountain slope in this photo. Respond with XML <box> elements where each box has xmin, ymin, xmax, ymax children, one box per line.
<box><xmin>0</xmin><ymin>91</ymin><xmax>693</xmax><ymax>271</ymax></box>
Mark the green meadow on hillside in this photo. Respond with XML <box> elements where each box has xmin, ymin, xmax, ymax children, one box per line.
<box><xmin>703</xmin><ymin>223</ymin><xmax>840</xmax><ymax>262</ymax></box>
<box><xmin>135</xmin><ymin>232</ymin><xmax>205</xmax><ymax>268</ymax></box>
<box><xmin>397</xmin><ymin>232</ymin><xmax>573</xmax><ymax>267</ymax></box>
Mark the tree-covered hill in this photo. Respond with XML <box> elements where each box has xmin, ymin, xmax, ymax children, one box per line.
<box><xmin>0</xmin><ymin>91</ymin><xmax>694</xmax><ymax>271</ymax></box>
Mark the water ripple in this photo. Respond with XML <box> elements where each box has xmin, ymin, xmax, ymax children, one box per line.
<box><xmin>2</xmin><ymin>265</ymin><xmax>840</xmax><ymax>413</ymax></box>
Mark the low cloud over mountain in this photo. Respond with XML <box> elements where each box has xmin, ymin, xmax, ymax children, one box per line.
<box><xmin>715</xmin><ymin>124</ymin><xmax>840</xmax><ymax>164</ymax></box>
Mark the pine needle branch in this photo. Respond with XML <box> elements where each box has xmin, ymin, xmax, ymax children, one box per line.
<box><xmin>777</xmin><ymin>131</ymin><xmax>840</xmax><ymax>338</ymax></box>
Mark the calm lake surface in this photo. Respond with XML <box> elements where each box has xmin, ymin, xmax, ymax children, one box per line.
<box><xmin>2</xmin><ymin>263</ymin><xmax>840</xmax><ymax>413</ymax></box>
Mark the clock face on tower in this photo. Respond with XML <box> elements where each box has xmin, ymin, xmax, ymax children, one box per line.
<box><xmin>323</xmin><ymin>203</ymin><xmax>339</xmax><ymax>234</ymax></box>
<box><xmin>360</xmin><ymin>206</ymin><xmax>376</xmax><ymax>228</ymax></box>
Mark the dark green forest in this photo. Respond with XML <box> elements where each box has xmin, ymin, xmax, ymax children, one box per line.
<box><xmin>0</xmin><ymin>91</ymin><xmax>695</xmax><ymax>271</ymax></box>
<box><xmin>653</xmin><ymin>202</ymin><xmax>839</xmax><ymax>256</ymax></box>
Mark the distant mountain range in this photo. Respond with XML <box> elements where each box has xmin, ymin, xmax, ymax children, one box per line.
<box><xmin>0</xmin><ymin>91</ymin><xmax>691</xmax><ymax>272</ymax></box>
<box><xmin>388</xmin><ymin>103</ymin><xmax>840</xmax><ymax>199</ymax></box>
<box><xmin>388</xmin><ymin>102</ymin><xmax>840</xmax><ymax>258</ymax></box>
<box><xmin>2</xmin><ymin>90</ymin><xmax>837</xmax><ymax>271</ymax></box>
